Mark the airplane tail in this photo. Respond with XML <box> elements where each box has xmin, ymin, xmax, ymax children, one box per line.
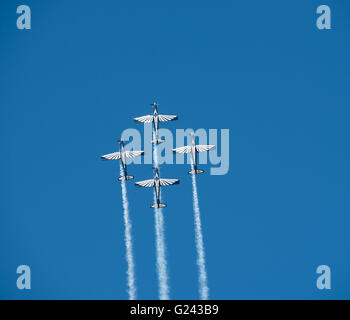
<box><xmin>150</xmin><ymin>138</ymin><xmax>165</xmax><ymax>144</ymax></box>
<box><xmin>118</xmin><ymin>175</ymin><xmax>134</xmax><ymax>181</ymax></box>
<box><xmin>151</xmin><ymin>203</ymin><xmax>167</xmax><ymax>209</ymax></box>
<box><xmin>188</xmin><ymin>169</ymin><xmax>204</xmax><ymax>175</ymax></box>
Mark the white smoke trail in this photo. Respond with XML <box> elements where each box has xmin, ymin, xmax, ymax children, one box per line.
<box><xmin>153</xmin><ymin>193</ymin><xmax>170</xmax><ymax>300</ymax></box>
<box><xmin>153</xmin><ymin>136</ymin><xmax>170</xmax><ymax>300</ymax></box>
<box><xmin>119</xmin><ymin>163</ymin><xmax>137</xmax><ymax>300</ymax></box>
<box><xmin>190</xmin><ymin>163</ymin><xmax>209</xmax><ymax>300</ymax></box>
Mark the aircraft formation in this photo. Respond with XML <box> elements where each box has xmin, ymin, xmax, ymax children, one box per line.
<box><xmin>101</xmin><ymin>102</ymin><xmax>215</xmax><ymax>208</ymax></box>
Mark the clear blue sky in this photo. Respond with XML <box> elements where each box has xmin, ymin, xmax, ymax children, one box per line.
<box><xmin>1</xmin><ymin>0</ymin><xmax>350</xmax><ymax>299</ymax></box>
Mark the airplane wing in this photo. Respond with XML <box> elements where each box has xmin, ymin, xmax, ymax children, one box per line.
<box><xmin>135</xmin><ymin>179</ymin><xmax>155</xmax><ymax>187</ymax></box>
<box><xmin>172</xmin><ymin>146</ymin><xmax>192</xmax><ymax>154</ymax></box>
<box><xmin>134</xmin><ymin>115</ymin><xmax>154</xmax><ymax>123</ymax></box>
<box><xmin>158</xmin><ymin>114</ymin><xmax>178</xmax><ymax>122</ymax></box>
<box><xmin>125</xmin><ymin>150</ymin><xmax>145</xmax><ymax>158</ymax></box>
<box><xmin>195</xmin><ymin>145</ymin><xmax>216</xmax><ymax>152</ymax></box>
<box><xmin>159</xmin><ymin>178</ymin><xmax>180</xmax><ymax>186</ymax></box>
<box><xmin>101</xmin><ymin>152</ymin><xmax>121</xmax><ymax>160</ymax></box>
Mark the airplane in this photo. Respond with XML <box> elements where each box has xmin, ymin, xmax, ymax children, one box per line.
<box><xmin>134</xmin><ymin>167</ymin><xmax>179</xmax><ymax>208</ymax></box>
<box><xmin>134</xmin><ymin>102</ymin><xmax>178</xmax><ymax>144</ymax></box>
<box><xmin>172</xmin><ymin>132</ymin><xmax>216</xmax><ymax>175</ymax></box>
<box><xmin>101</xmin><ymin>140</ymin><xmax>144</xmax><ymax>181</ymax></box>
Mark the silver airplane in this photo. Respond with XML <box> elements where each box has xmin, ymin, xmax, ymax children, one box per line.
<box><xmin>172</xmin><ymin>132</ymin><xmax>216</xmax><ymax>175</ymax></box>
<box><xmin>134</xmin><ymin>102</ymin><xmax>178</xmax><ymax>144</ymax></box>
<box><xmin>101</xmin><ymin>140</ymin><xmax>144</xmax><ymax>181</ymax></box>
<box><xmin>135</xmin><ymin>167</ymin><xmax>179</xmax><ymax>208</ymax></box>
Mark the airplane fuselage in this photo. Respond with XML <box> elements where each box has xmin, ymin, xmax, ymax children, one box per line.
<box><xmin>190</xmin><ymin>134</ymin><xmax>198</xmax><ymax>170</ymax></box>
<box><xmin>119</xmin><ymin>142</ymin><xmax>128</xmax><ymax>176</ymax></box>
<box><xmin>152</xmin><ymin>108</ymin><xmax>159</xmax><ymax>138</ymax></box>
<box><xmin>154</xmin><ymin>169</ymin><xmax>161</xmax><ymax>204</ymax></box>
